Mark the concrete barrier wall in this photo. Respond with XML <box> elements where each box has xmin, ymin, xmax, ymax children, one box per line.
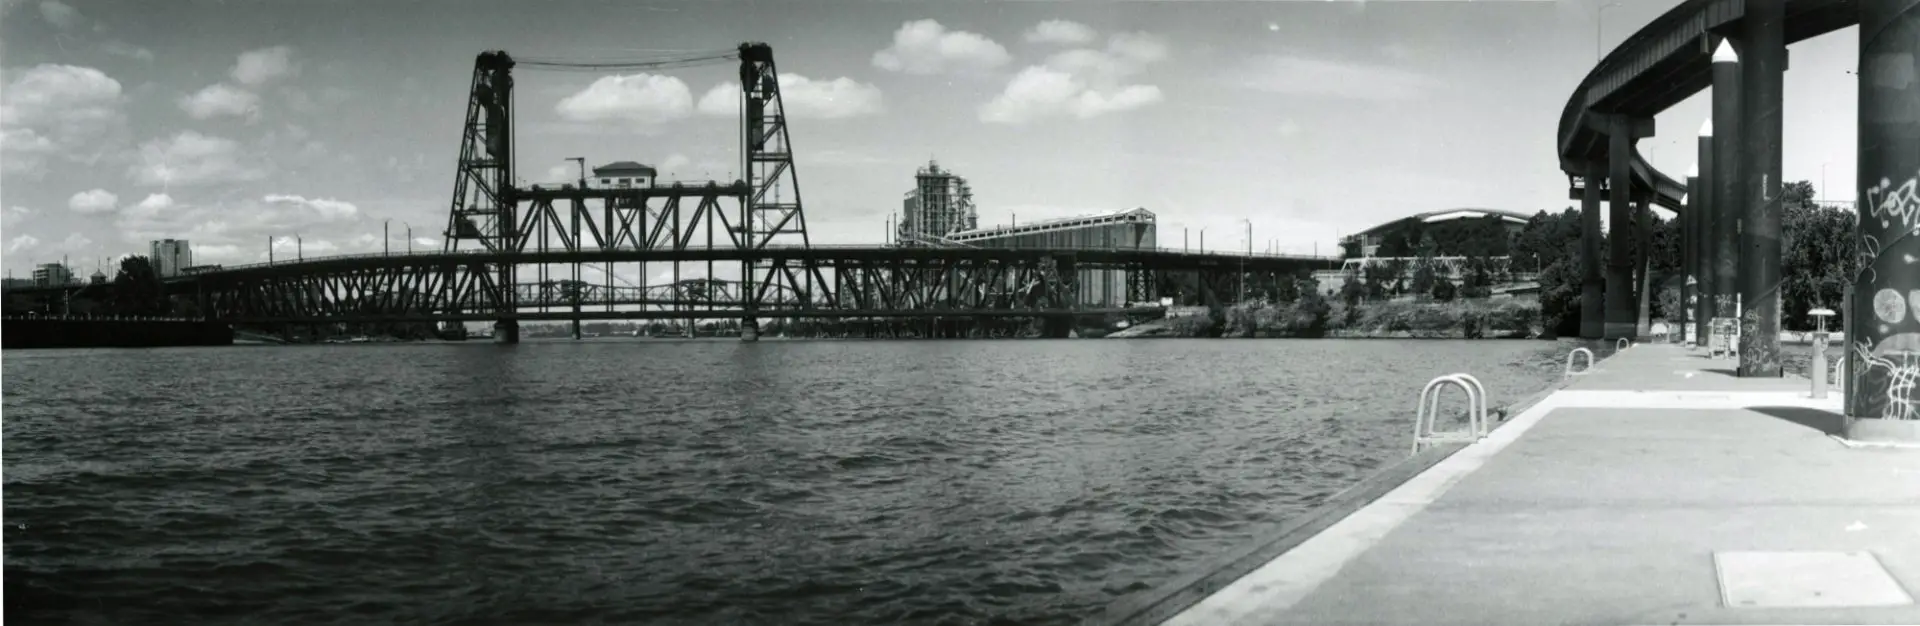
<box><xmin>2</xmin><ymin>318</ymin><xmax>233</xmax><ymax>349</ymax></box>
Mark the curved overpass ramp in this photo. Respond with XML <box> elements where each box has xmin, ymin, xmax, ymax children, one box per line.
<box><xmin>1558</xmin><ymin>0</ymin><xmax>1858</xmax><ymax>205</ymax></box>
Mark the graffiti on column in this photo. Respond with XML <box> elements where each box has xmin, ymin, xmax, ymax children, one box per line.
<box><xmin>1853</xmin><ymin>172</ymin><xmax>1920</xmax><ymax>421</ymax></box>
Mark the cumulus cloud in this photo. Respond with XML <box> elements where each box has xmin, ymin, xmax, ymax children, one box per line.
<box><xmin>38</xmin><ymin>0</ymin><xmax>79</xmax><ymax>29</ymax></box>
<box><xmin>130</xmin><ymin>131</ymin><xmax>266</xmax><ymax>187</ymax></box>
<box><xmin>2</xmin><ymin>205</ymin><xmax>31</xmax><ymax>229</ymax></box>
<box><xmin>103</xmin><ymin>41</ymin><xmax>155</xmax><ymax>62</ymax></box>
<box><xmin>980</xmin><ymin>32</ymin><xmax>1170</xmax><ymax>124</ymax></box>
<box><xmin>1026</xmin><ymin>20</ymin><xmax>1096</xmax><ymax>45</ymax></box>
<box><xmin>232</xmin><ymin>46</ymin><xmax>296</xmax><ymax>86</ymax></box>
<box><xmin>0</xmin><ymin>64</ymin><xmax>125</xmax><ymax>177</ymax></box>
<box><xmin>262</xmin><ymin>194</ymin><xmax>358</xmax><ymax>221</ymax></box>
<box><xmin>179</xmin><ymin>83</ymin><xmax>261</xmax><ymax>120</ymax></box>
<box><xmin>555</xmin><ymin>73</ymin><xmax>694</xmax><ymax>127</ymax></box>
<box><xmin>9</xmin><ymin>235</ymin><xmax>40</xmax><ymax>253</ymax></box>
<box><xmin>697</xmin><ymin>74</ymin><xmax>884</xmax><ymax>120</ymax></box>
<box><xmin>872</xmin><ymin>19</ymin><xmax>1011</xmax><ymax>75</ymax></box>
<box><xmin>67</xmin><ymin>189</ymin><xmax>118</xmax><ymax>214</ymax></box>
<box><xmin>1239</xmin><ymin>55</ymin><xmax>1440</xmax><ymax>101</ymax></box>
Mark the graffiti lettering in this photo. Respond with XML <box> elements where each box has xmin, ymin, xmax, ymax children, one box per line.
<box><xmin>1867</xmin><ymin>174</ymin><xmax>1920</xmax><ymax>234</ymax></box>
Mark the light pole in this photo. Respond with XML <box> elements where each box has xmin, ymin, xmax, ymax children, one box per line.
<box><xmin>297</xmin><ymin>234</ymin><xmax>303</xmax><ymax>261</ymax></box>
<box><xmin>268</xmin><ymin>235</ymin><xmax>275</xmax><ymax>265</ymax></box>
<box><xmin>405</xmin><ymin>223</ymin><xmax>413</xmax><ymax>254</ymax></box>
<box><xmin>384</xmin><ymin>218</ymin><xmax>391</xmax><ymax>256</ymax></box>
<box><xmin>1821</xmin><ymin>161</ymin><xmax>1831</xmax><ymax>202</ymax></box>
<box><xmin>1199</xmin><ymin>227</ymin><xmax>1207</xmax><ymax>254</ymax></box>
<box><xmin>1597</xmin><ymin>1</ymin><xmax>1622</xmax><ymax>61</ymax></box>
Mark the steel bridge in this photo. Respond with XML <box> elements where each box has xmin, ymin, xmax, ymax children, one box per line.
<box><xmin>5</xmin><ymin>43</ymin><xmax>1339</xmax><ymax>341</ymax></box>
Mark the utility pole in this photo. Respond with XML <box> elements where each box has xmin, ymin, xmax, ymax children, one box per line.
<box><xmin>384</xmin><ymin>219</ymin><xmax>391</xmax><ymax>256</ymax></box>
<box><xmin>405</xmin><ymin>223</ymin><xmax>413</xmax><ymax>254</ymax></box>
<box><xmin>269</xmin><ymin>236</ymin><xmax>275</xmax><ymax>265</ymax></box>
<box><xmin>297</xmin><ymin>234</ymin><xmax>303</xmax><ymax>261</ymax></box>
<box><xmin>568</xmin><ymin>157</ymin><xmax>586</xmax><ymax>189</ymax></box>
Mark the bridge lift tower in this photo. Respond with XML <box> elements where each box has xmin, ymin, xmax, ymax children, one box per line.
<box><xmin>439</xmin><ymin>43</ymin><xmax>817</xmax><ymax>343</ymax></box>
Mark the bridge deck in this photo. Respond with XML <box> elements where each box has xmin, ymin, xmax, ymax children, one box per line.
<box><xmin>1106</xmin><ymin>344</ymin><xmax>1920</xmax><ymax>626</ymax></box>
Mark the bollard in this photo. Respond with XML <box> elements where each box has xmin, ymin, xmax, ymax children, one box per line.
<box><xmin>1811</xmin><ymin>330</ymin><xmax>1829</xmax><ymax>399</ymax></box>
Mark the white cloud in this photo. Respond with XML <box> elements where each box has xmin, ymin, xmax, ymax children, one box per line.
<box><xmin>263</xmin><ymin>194</ymin><xmax>358</xmax><ymax>221</ymax></box>
<box><xmin>133</xmin><ymin>193</ymin><xmax>174</xmax><ymax>213</ymax></box>
<box><xmin>872</xmin><ymin>19</ymin><xmax>1011</xmax><ymax>75</ymax></box>
<box><xmin>1239</xmin><ymin>55</ymin><xmax>1440</xmax><ymax>101</ymax></box>
<box><xmin>980</xmin><ymin>32</ymin><xmax>1169</xmax><ymax>124</ymax></box>
<box><xmin>103</xmin><ymin>41</ymin><xmax>155</xmax><ymax>62</ymax></box>
<box><xmin>555</xmin><ymin>74</ymin><xmax>694</xmax><ymax>126</ymax></box>
<box><xmin>697</xmin><ymin>74</ymin><xmax>883</xmax><ymax>120</ymax></box>
<box><xmin>38</xmin><ymin>0</ymin><xmax>79</xmax><ymax>29</ymax></box>
<box><xmin>232</xmin><ymin>46</ymin><xmax>296</xmax><ymax>86</ymax></box>
<box><xmin>55</xmin><ymin>232</ymin><xmax>92</xmax><ymax>252</ymax></box>
<box><xmin>0</xmin><ymin>64</ymin><xmax>125</xmax><ymax>177</ymax></box>
<box><xmin>130</xmin><ymin>131</ymin><xmax>266</xmax><ymax>187</ymax></box>
<box><xmin>2</xmin><ymin>205</ymin><xmax>31</xmax><ymax>229</ymax></box>
<box><xmin>179</xmin><ymin>83</ymin><xmax>261</xmax><ymax>120</ymax></box>
<box><xmin>1026</xmin><ymin>20</ymin><xmax>1096</xmax><ymax>45</ymax></box>
<box><xmin>8</xmin><ymin>234</ymin><xmax>40</xmax><ymax>253</ymax></box>
<box><xmin>67</xmin><ymin>189</ymin><xmax>118</xmax><ymax>214</ymax></box>
<box><xmin>660</xmin><ymin>154</ymin><xmax>691</xmax><ymax>175</ymax></box>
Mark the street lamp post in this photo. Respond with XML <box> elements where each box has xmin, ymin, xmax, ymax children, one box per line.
<box><xmin>1597</xmin><ymin>1</ymin><xmax>1622</xmax><ymax>61</ymax></box>
<box><xmin>405</xmin><ymin>223</ymin><xmax>413</xmax><ymax>254</ymax></box>
<box><xmin>297</xmin><ymin>235</ymin><xmax>303</xmax><ymax>261</ymax></box>
<box><xmin>384</xmin><ymin>219</ymin><xmax>391</xmax><ymax>256</ymax></box>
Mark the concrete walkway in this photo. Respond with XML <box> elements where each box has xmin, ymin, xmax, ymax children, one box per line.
<box><xmin>1160</xmin><ymin>343</ymin><xmax>1920</xmax><ymax>626</ymax></box>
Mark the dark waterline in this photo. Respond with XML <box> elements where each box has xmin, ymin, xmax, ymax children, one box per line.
<box><xmin>4</xmin><ymin>338</ymin><xmax>1581</xmax><ymax>625</ymax></box>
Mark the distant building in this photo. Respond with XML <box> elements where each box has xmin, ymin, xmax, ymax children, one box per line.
<box><xmin>151</xmin><ymin>239</ymin><xmax>193</xmax><ymax>278</ymax></box>
<box><xmin>592</xmin><ymin>161</ymin><xmax>656</xmax><ymax>189</ymax></box>
<box><xmin>945</xmin><ymin>208</ymin><xmax>1158</xmax><ymax>308</ymax></box>
<box><xmin>32</xmin><ymin>263</ymin><xmax>74</xmax><ymax>287</ymax></box>
<box><xmin>2</xmin><ymin>277</ymin><xmax>34</xmax><ymax>290</ymax></box>
<box><xmin>895</xmin><ymin>161</ymin><xmax>978</xmax><ymax>246</ymax></box>
<box><xmin>90</xmin><ymin>270</ymin><xmax>107</xmax><ymax>285</ymax></box>
<box><xmin>1341</xmin><ymin>208</ymin><xmax>1532</xmax><ymax>258</ymax></box>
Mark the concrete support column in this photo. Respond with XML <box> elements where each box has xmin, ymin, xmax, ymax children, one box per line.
<box><xmin>1635</xmin><ymin>194</ymin><xmax>1654</xmax><ymax>341</ymax></box>
<box><xmin>1710</xmin><ymin>39</ymin><xmax>1743</xmax><ymax>332</ymax></box>
<box><xmin>1683</xmin><ymin>170</ymin><xmax>1699</xmax><ymax>344</ymax></box>
<box><xmin>1737</xmin><ymin>0</ymin><xmax>1786</xmax><ymax>377</ymax></box>
<box><xmin>1581</xmin><ymin>160</ymin><xmax>1606</xmax><ymax>339</ymax></box>
<box><xmin>1606</xmin><ymin>116</ymin><xmax>1637</xmax><ymax>340</ymax></box>
<box><xmin>1696</xmin><ymin>123</ymin><xmax>1716</xmax><ymax>344</ymax></box>
<box><xmin>740</xmin><ymin>317</ymin><xmax>760</xmax><ymax>342</ymax></box>
<box><xmin>1849</xmin><ymin>0</ymin><xmax>1920</xmax><ymax>439</ymax></box>
<box><xmin>493</xmin><ymin>319</ymin><xmax>519</xmax><ymax>344</ymax></box>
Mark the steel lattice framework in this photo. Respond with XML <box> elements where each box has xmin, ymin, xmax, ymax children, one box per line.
<box><xmin>0</xmin><ymin>43</ymin><xmax>1340</xmax><ymax>335</ymax></box>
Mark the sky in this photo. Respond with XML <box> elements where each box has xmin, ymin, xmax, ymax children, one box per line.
<box><xmin>0</xmin><ymin>0</ymin><xmax>1860</xmax><ymax>281</ymax></box>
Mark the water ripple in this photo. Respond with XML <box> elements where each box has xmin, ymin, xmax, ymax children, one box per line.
<box><xmin>4</xmin><ymin>338</ymin><xmax>1576</xmax><ymax>625</ymax></box>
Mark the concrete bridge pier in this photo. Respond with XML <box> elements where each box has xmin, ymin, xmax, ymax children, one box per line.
<box><xmin>1736</xmin><ymin>0</ymin><xmax>1786</xmax><ymax>377</ymax></box>
<box><xmin>493</xmin><ymin>319</ymin><xmax>519</xmax><ymax>344</ymax></box>
<box><xmin>1581</xmin><ymin>160</ymin><xmax>1605</xmax><ymax>339</ymax></box>
<box><xmin>740</xmin><ymin>317</ymin><xmax>760</xmax><ymax>342</ymax></box>
<box><xmin>1694</xmin><ymin>122</ymin><xmax>1714</xmax><ymax>345</ymax></box>
<box><xmin>1602</xmin><ymin>113</ymin><xmax>1655</xmax><ymax>341</ymax></box>
<box><xmin>1710</xmin><ymin>39</ymin><xmax>1742</xmax><ymax>333</ymax></box>
<box><xmin>1848</xmin><ymin>0</ymin><xmax>1920</xmax><ymax>441</ymax></box>
<box><xmin>1682</xmin><ymin>167</ymin><xmax>1699</xmax><ymax>344</ymax></box>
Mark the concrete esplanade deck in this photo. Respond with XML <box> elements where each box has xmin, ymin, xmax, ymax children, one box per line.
<box><xmin>1096</xmin><ymin>344</ymin><xmax>1920</xmax><ymax>626</ymax></box>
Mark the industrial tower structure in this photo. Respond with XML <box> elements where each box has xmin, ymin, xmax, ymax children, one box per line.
<box><xmin>894</xmin><ymin>161</ymin><xmax>978</xmax><ymax>247</ymax></box>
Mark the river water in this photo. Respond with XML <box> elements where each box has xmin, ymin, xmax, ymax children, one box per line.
<box><xmin>4</xmin><ymin>338</ymin><xmax>1584</xmax><ymax>625</ymax></box>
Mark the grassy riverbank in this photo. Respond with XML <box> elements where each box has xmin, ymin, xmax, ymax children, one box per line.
<box><xmin>1117</xmin><ymin>298</ymin><xmax>1543</xmax><ymax>339</ymax></box>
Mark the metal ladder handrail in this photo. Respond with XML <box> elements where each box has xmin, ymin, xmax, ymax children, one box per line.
<box><xmin>1564</xmin><ymin>347</ymin><xmax>1595</xmax><ymax>379</ymax></box>
<box><xmin>1413</xmin><ymin>373</ymin><xmax>1488</xmax><ymax>455</ymax></box>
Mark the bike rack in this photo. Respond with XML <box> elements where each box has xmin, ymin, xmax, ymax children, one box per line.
<box><xmin>1615</xmin><ymin>338</ymin><xmax>1630</xmax><ymax>352</ymax></box>
<box><xmin>1564</xmin><ymin>347</ymin><xmax>1595</xmax><ymax>379</ymax></box>
<box><xmin>1413</xmin><ymin>373</ymin><xmax>1489</xmax><ymax>455</ymax></box>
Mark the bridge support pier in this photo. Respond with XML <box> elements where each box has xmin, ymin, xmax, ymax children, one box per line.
<box><xmin>1581</xmin><ymin>160</ymin><xmax>1605</xmax><ymax>338</ymax></box>
<box><xmin>740</xmin><ymin>317</ymin><xmax>759</xmax><ymax>342</ymax></box>
<box><xmin>1604</xmin><ymin>114</ymin><xmax>1645</xmax><ymax>341</ymax></box>
<box><xmin>493</xmin><ymin>319</ymin><xmax>519</xmax><ymax>344</ymax></box>
<box><xmin>1736</xmin><ymin>0</ymin><xmax>1785</xmax><ymax>377</ymax></box>
<box><xmin>1847</xmin><ymin>0</ymin><xmax>1920</xmax><ymax>440</ymax></box>
<box><xmin>1694</xmin><ymin>123</ymin><xmax>1714</xmax><ymax>346</ymax></box>
<box><xmin>1711</xmin><ymin>38</ymin><xmax>1743</xmax><ymax>346</ymax></box>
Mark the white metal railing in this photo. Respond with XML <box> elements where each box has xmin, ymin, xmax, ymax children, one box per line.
<box><xmin>1413</xmin><ymin>373</ymin><xmax>1489</xmax><ymax>455</ymax></box>
<box><xmin>1615</xmin><ymin>338</ymin><xmax>1630</xmax><ymax>352</ymax></box>
<box><xmin>1564</xmin><ymin>347</ymin><xmax>1595</xmax><ymax>379</ymax></box>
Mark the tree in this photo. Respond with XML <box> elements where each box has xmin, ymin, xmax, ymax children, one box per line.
<box><xmin>1409</xmin><ymin>233</ymin><xmax>1439</xmax><ymax>298</ymax></box>
<box><xmin>111</xmin><ymin>255</ymin><xmax>168</xmax><ymax>316</ymax></box>
<box><xmin>1339</xmin><ymin>272</ymin><xmax>1366</xmax><ymax>307</ymax></box>
<box><xmin>1780</xmin><ymin>180</ymin><xmax>1854</xmax><ymax>331</ymax></box>
<box><xmin>1431</xmin><ymin>275</ymin><xmax>1457</xmax><ymax>302</ymax></box>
